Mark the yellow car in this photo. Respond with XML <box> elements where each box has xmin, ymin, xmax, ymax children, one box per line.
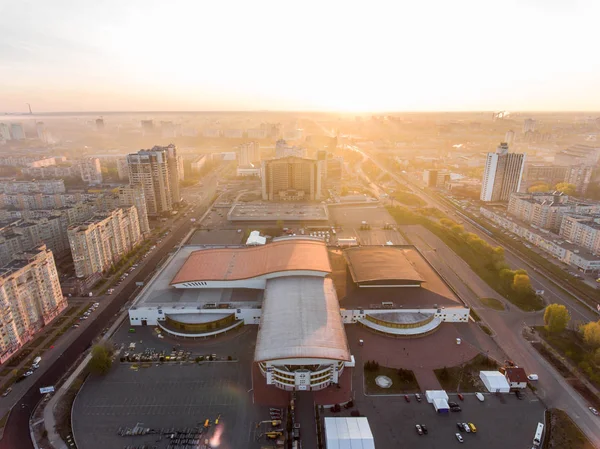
<box><xmin>468</xmin><ymin>423</ymin><xmax>477</xmax><ymax>433</ymax></box>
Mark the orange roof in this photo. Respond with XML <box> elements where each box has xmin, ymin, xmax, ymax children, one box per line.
<box><xmin>170</xmin><ymin>239</ymin><xmax>331</xmax><ymax>284</ymax></box>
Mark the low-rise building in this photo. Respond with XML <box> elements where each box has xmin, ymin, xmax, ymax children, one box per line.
<box><xmin>504</xmin><ymin>367</ymin><xmax>528</xmax><ymax>390</ymax></box>
<box><xmin>0</xmin><ymin>180</ymin><xmax>65</xmax><ymax>194</ymax></box>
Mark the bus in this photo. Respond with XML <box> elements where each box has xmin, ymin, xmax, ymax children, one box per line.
<box><xmin>533</xmin><ymin>422</ymin><xmax>544</xmax><ymax>447</ymax></box>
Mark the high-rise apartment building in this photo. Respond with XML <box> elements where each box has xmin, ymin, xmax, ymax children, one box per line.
<box><xmin>79</xmin><ymin>157</ymin><xmax>103</xmax><ymax>185</ymax></box>
<box><xmin>565</xmin><ymin>165</ymin><xmax>594</xmax><ymax>195</ymax></box>
<box><xmin>480</xmin><ymin>143</ymin><xmax>525</xmax><ymax>202</ymax></box>
<box><xmin>505</xmin><ymin>130</ymin><xmax>515</xmax><ymax>146</ymax></box>
<box><xmin>0</xmin><ymin>245</ymin><xmax>67</xmax><ymax>364</ymax></box>
<box><xmin>165</xmin><ymin>144</ymin><xmax>183</xmax><ymax>203</ymax></box>
<box><xmin>127</xmin><ymin>147</ymin><xmax>177</xmax><ymax>216</ymax></box>
<box><xmin>0</xmin><ymin>123</ymin><xmax>11</xmax><ymax>141</ymax></box>
<box><xmin>96</xmin><ymin>118</ymin><xmax>105</xmax><ymax>131</ymax></box>
<box><xmin>239</xmin><ymin>141</ymin><xmax>261</xmax><ymax>167</ymax></box>
<box><xmin>118</xmin><ymin>184</ymin><xmax>150</xmax><ymax>236</ymax></box>
<box><xmin>116</xmin><ymin>158</ymin><xmax>129</xmax><ymax>181</ymax></box>
<box><xmin>261</xmin><ymin>157</ymin><xmax>322</xmax><ymax>201</ymax></box>
<box><xmin>560</xmin><ymin>215</ymin><xmax>600</xmax><ymax>255</ymax></box>
<box><xmin>9</xmin><ymin>123</ymin><xmax>25</xmax><ymax>140</ymax></box>
<box><xmin>423</xmin><ymin>169</ymin><xmax>450</xmax><ymax>188</ymax></box>
<box><xmin>68</xmin><ymin>207</ymin><xmax>142</xmax><ymax>278</ymax></box>
<box><xmin>523</xmin><ymin>118</ymin><xmax>536</xmax><ymax>133</ymax></box>
<box><xmin>36</xmin><ymin>122</ymin><xmax>48</xmax><ymax>144</ymax></box>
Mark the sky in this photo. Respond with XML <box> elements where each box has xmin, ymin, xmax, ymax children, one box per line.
<box><xmin>1</xmin><ymin>0</ymin><xmax>599</xmax><ymax>113</ymax></box>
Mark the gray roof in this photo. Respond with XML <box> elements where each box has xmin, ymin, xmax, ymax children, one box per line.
<box><xmin>254</xmin><ymin>277</ymin><xmax>350</xmax><ymax>363</ymax></box>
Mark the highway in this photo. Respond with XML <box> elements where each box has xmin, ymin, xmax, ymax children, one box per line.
<box><xmin>0</xmin><ymin>175</ymin><xmax>217</xmax><ymax>449</ymax></box>
<box><xmin>348</xmin><ymin>144</ymin><xmax>600</xmax><ymax>447</ymax></box>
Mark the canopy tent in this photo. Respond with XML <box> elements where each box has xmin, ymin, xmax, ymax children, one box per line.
<box><xmin>425</xmin><ymin>390</ymin><xmax>449</xmax><ymax>404</ymax></box>
<box><xmin>433</xmin><ymin>398</ymin><xmax>450</xmax><ymax>413</ymax></box>
<box><xmin>480</xmin><ymin>371</ymin><xmax>510</xmax><ymax>393</ymax></box>
<box><xmin>324</xmin><ymin>417</ymin><xmax>375</xmax><ymax>449</ymax></box>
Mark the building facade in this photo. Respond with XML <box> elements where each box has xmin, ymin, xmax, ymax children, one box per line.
<box><xmin>238</xmin><ymin>141</ymin><xmax>260</xmax><ymax>167</ymax></box>
<box><xmin>480</xmin><ymin>143</ymin><xmax>525</xmax><ymax>202</ymax></box>
<box><xmin>127</xmin><ymin>149</ymin><xmax>173</xmax><ymax>215</ymax></box>
<box><xmin>261</xmin><ymin>157</ymin><xmax>322</xmax><ymax>201</ymax></box>
<box><xmin>0</xmin><ymin>180</ymin><xmax>66</xmax><ymax>195</ymax></box>
<box><xmin>68</xmin><ymin>207</ymin><xmax>142</xmax><ymax>278</ymax></box>
<box><xmin>79</xmin><ymin>157</ymin><xmax>103</xmax><ymax>185</ymax></box>
<box><xmin>118</xmin><ymin>184</ymin><xmax>150</xmax><ymax>237</ymax></box>
<box><xmin>0</xmin><ymin>245</ymin><xmax>67</xmax><ymax>364</ymax></box>
<box><xmin>116</xmin><ymin>158</ymin><xmax>129</xmax><ymax>181</ymax></box>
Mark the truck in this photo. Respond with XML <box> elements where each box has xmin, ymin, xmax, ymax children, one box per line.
<box><xmin>32</xmin><ymin>356</ymin><xmax>42</xmax><ymax>368</ymax></box>
<box><xmin>533</xmin><ymin>422</ymin><xmax>544</xmax><ymax>447</ymax></box>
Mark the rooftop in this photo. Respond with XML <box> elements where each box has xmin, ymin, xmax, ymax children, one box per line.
<box><xmin>170</xmin><ymin>238</ymin><xmax>331</xmax><ymax>285</ymax></box>
<box><xmin>227</xmin><ymin>202</ymin><xmax>329</xmax><ymax>222</ymax></box>
<box><xmin>344</xmin><ymin>246</ymin><xmax>425</xmax><ymax>285</ymax></box>
<box><xmin>254</xmin><ymin>277</ymin><xmax>350</xmax><ymax>363</ymax></box>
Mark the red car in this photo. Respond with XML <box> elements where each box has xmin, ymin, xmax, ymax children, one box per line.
<box><xmin>458</xmin><ymin>393</ymin><xmax>464</xmax><ymax>401</ymax></box>
<box><xmin>404</xmin><ymin>395</ymin><xmax>410</xmax><ymax>403</ymax></box>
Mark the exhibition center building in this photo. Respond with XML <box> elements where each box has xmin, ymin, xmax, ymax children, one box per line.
<box><xmin>129</xmin><ymin>237</ymin><xmax>469</xmax><ymax>391</ymax></box>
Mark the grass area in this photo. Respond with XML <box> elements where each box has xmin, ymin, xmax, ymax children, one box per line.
<box><xmin>531</xmin><ymin>342</ymin><xmax>574</xmax><ymax>378</ymax></box>
<box><xmin>394</xmin><ymin>192</ymin><xmax>426</xmax><ymax>207</ymax></box>
<box><xmin>479</xmin><ymin>297</ymin><xmax>505</xmax><ymax>310</ymax></box>
<box><xmin>544</xmin><ymin>409</ymin><xmax>595</xmax><ymax>449</ymax></box>
<box><xmin>364</xmin><ymin>365</ymin><xmax>420</xmax><ymax>395</ymax></box>
<box><xmin>534</xmin><ymin>327</ymin><xmax>600</xmax><ymax>388</ymax></box>
<box><xmin>434</xmin><ymin>354</ymin><xmax>499</xmax><ymax>392</ymax></box>
<box><xmin>5</xmin><ymin>348</ymin><xmax>33</xmax><ymax>368</ymax></box>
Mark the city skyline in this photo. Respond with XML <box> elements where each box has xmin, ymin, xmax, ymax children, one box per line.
<box><xmin>2</xmin><ymin>0</ymin><xmax>600</xmax><ymax>113</ymax></box>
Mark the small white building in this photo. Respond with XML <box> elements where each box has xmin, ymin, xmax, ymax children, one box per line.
<box><xmin>246</xmin><ymin>231</ymin><xmax>266</xmax><ymax>246</ymax></box>
<box><xmin>480</xmin><ymin>371</ymin><xmax>510</xmax><ymax>393</ymax></box>
<box><xmin>325</xmin><ymin>417</ymin><xmax>375</xmax><ymax>449</ymax></box>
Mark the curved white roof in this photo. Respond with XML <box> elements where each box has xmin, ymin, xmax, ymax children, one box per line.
<box><xmin>254</xmin><ymin>277</ymin><xmax>350</xmax><ymax>363</ymax></box>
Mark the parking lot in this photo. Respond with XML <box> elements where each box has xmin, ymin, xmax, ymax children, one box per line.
<box><xmin>73</xmin><ymin>326</ymin><xmax>276</xmax><ymax>449</ymax></box>
<box><xmin>346</xmin><ymin>390</ymin><xmax>545</xmax><ymax>448</ymax></box>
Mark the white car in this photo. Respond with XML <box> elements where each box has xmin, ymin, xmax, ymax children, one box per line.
<box><xmin>24</xmin><ymin>370</ymin><xmax>34</xmax><ymax>377</ymax></box>
<box><xmin>455</xmin><ymin>433</ymin><xmax>464</xmax><ymax>443</ymax></box>
<box><xmin>527</xmin><ymin>374</ymin><xmax>539</xmax><ymax>381</ymax></box>
<box><xmin>589</xmin><ymin>407</ymin><xmax>599</xmax><ymax>416</ymax></box>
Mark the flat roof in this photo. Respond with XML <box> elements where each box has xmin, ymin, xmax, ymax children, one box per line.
<box><xmin>344</xmin><ymin>246</ymin><xmax>425</xmax><ymax>285</ymax></box>
<box><xmin>228</xmin><ymin>202</ymin><xmax>329</xmax><ymax>222</ymax></box>
<box><xmin>324</xmin><ymin>417</ymin><xmax>375</xmax><ymax>449</ymax></box>
<box><xmin>330</xmin><ymin>246</ymin><xmax>463</xmax><ymax>309</ymax></box>
<box><xmin>171</xmin><ymin>238</ymin><xmax>331</xmax><ymax>285</ymax></box>
<box><xmin>131</xmin><ymin>245</ymin><xmax>264</xmax><ymax>310</ymax></box>
<box><xmin>254</xmin><ymin>277</ymin><xmax>350</xmax><ymax>363</ymax></box>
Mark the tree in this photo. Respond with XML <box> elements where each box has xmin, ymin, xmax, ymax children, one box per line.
<box><xmin>499</xmin><ymin>268</ymin><xmax>516</xmax><ymax>283</ymax></box>
<box><xmin>88</xmin><ymin>344</ymin><xmax>113</xmax><ymax>375</ymax></box>
<box><xmin>512</xmin><ymin>273</ymin><xmax>532</xmax><ymax>293</ymax></box>
<box><xmin>554</xmin><ymin>182</ymin><xmax>577</xmax><ymax>196</ymax></box>
<box><xmin>528</xmin><ymin>183</ymin><xmax>551</xmax><ymax>193</ymax></box>
<box><xmin>276</xmin><ymin>219</ymin><xmax>284</xmax><ymax>230</ymax></box>
<box><xmin>580</xmin><ymin>321</ymin><xmax>600</xmax><ymax>348</ymax></box>
<box><xmin>543</xmin><ymin>304</ymin><xmax>570</xmax><ymax>334</ymax></box>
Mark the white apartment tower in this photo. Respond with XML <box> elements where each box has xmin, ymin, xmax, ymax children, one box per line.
<box><xmin>79</xmin><ymin>157</ymin><xmax>103</xmax><ymax>185</ymax></box>
<box><xmin>480</xmin><ymin>142</ymin><xmax>526</xmax><ymax>202</ymax></box>
<box><xmin>239</xmin><ymin>141</ymin><xmax>261</xmax><ymax>167</ymax></box>
<box><xmin>0</xmin><ymin>245</ymin><xmax>67</xmax><ymax>363</ymax></box>
<box><xmin>118</xmin><ymin>184</ymin><xmax>150</xmax><ymax>236</ymax></box>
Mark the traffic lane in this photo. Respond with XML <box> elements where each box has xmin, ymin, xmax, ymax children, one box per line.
<box><xmin>0</xmin><ymin>219</ymin><xmax>194</xmax><ymax>449</ymax></box>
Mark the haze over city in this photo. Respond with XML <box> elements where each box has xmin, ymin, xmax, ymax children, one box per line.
<box><xmin>2</xmin><ymin>0</ymin><xmax>600</xmax><ymax>113</ymax></box>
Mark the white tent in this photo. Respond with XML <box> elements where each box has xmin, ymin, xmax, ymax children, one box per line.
<box><xmin>480</xmin><ymin>371</ymin><xmax>510</xmax><ymax>393</ymax></box>
<box><xmin>325</xmin><ymin>417</ymin><xmax>375</xmax><ymax>449</ymax></box>
<box><xmin>246</xmin><ymin>230</ymin><xmax>266</xmax><ymax>246</ymax></box>
<box><xmin>433</xmin><ymin>398</ymin><xmax>450</xmax><ymax>413</ymax></box>
<box><xmin>425</xmin><ymin>390</ymin><xmax>449</xmax><ymax>404</ymax></box>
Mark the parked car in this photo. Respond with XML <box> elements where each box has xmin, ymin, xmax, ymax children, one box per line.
<box><xmin>415</xmin><ymin>424</ymin><xmax>423</xmax><ymax>435</ymax></box>
<box><xmin>404</xmin><ymin>395</ymin><xmax>410</xmax><ymax>403</ymax></box>
<box><xmin>24</xmin><ymin>370</ymin><xmax>34</xmax><ymax>377</ymax></box>
<box><xmin>462</xmin><ymin>423</ymin><xmax>470</xmax><ymax>433</ymax></box>
<box><xmin>455</xmin><ymin>433</ymin><xmax>464</xmax><ymax>443</ymax></box>
<box><xmin>448</xmin><ymin>401</ymin><xmax>459</xmax><ymax>407</ymax></box>
<box><xmin>515</xmin><ymin>390</ymin><xmax>523</xmax><ymax>400</ymax></box>
<box><xmin>456</xmin><ymin>423</ymin><xmax>464</xmax><ymax>432</ymax></box>
<box><xmin>476</xmin><ymin>392</ymin><xmax>485</xmax><ymax>402</ymax></box>
<box><xmin>421</xmin><ymin>424</ymin><xmax>428</xmax><ymax>434</ymax></box>
<box><xmin>468</xmin><ymin>423</ymin><xmax>477</xmax><ymax>433</ymax></box>
<box><xmin>1</xmin><ymin>388</ymin><xmax>12</xmax><ymax>397</ymax></box>
<box><xmin>589</xmin><ymin>407</ymin><xmax>599</xmax><ymax>416</ymax></box>
<box><xmin>457</xmin><ymin>393</ymin><xmax>464</xmax><ymax>401</ymax></box>
<box><xmin>527</xmin><ymin>374</ymin><xmax>539</xmax><ymax>381</ymax></box>
<box><xmin>415</xmin><ymin>393</ymin><xmax>422</xmax><ymax>402</ymax></box>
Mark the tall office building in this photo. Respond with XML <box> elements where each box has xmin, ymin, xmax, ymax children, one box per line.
<box><xmin>36</xmin><ymin>122</ymin><xmax>48</xmax><ymax>144</ymax></box>
<box><xmin>79</xmin><ymin>157</ymin><xmax>103</xmax><ymax>185</ymax></box>
<box><xmin>127</xmin><ymin>145</ymin><xmax>181</xmax><ymax>215</ymax></box>
<box><xmin>480</xmin><ymin>142</ymin><xmax>526</xmax><ymax>202</ymax></box>
<box><xmin>10</xmin><ymin>123</ymin><xmax>25</xmax><ymax>140</ymax></box>
<box><xmin>239</xmin><ymin>141</ymin><xmax>260</xmax><ymax>166</ymax></box>
<box><xmin>261</xmin><ymin>157</ymin><xmax>322</xmax><ymax>201</ymax></box>
<box><xmin>68</xmin><ymin>207</ymin><xmax>142</xmax><ymax>278</ymax></box>
<box><xmin>0</xmin><ymin>245</ymin><xmax>67</xmax><ymax>363</ymax></box>
<box><xmin>118</xmin><ymin>184</ymin><xmax>150</xmax><ymax>237</ymax></box>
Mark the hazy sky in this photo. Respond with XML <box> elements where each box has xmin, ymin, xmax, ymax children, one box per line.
<box><xmin>1</xmin><ymin>0</ymin><xmax>599</xmax><ymax>112</ymax></box>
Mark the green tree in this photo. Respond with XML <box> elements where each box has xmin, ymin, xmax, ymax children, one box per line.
<box><xmin>499</xmin><ymin>268</ymin><xmax>516</xmax><ymax>283</ymax></box>
<box><xmin>543</xmin><ymin>304</ymin><xmax>570</xmax><ymax>334</ymax></box>
<box><xmin>512</xmin><ymin>273</ymin><xmax>532</xmax><ymax>293</ymax></box>
<box><xmin>580</xmin><ymin>321</ymin><xmax>600</xmax><ymax>349</ymax></box>
<box><xmin>528</xmin><ymin>183</ymin><xmax>551</xmax><ymax>193</ymax></box>
<box><xmin>554</xmin><ymin>182</ymin><xmax>577</xmax><ymax>196</ymax></box>
<box><xmin>88</xmin><ymin>344</ymin><xmax>113</xmax><ymax>375</ymax></box>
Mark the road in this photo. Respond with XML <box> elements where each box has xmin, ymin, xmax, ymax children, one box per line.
<box><xmin>0</xmin><ymin>175</ymin><xmax>218</xmax><ymax>449</ymax></box>
<box><xmin>348</xmin><ymin>144</ymin><xmax>600</xmax><ymax>446</ymax></box>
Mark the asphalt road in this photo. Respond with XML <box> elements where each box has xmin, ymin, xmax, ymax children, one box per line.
<box><xmin>0</xmin><ymin>177</ymin><xmax>217</xmax><ymax>449</ymax></box>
